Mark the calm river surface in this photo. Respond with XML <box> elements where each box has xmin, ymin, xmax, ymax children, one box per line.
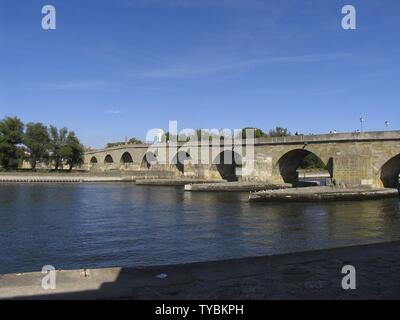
<box><xmin>1</xmin><ymin>183</ymin><xmax>400</xmax><ymax>274</ymax></box>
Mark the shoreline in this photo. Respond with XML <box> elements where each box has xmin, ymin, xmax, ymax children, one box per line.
<box><xmin>1</xmin><ymin>175</ymin><xmax>398</xmax><ymax>202</ymax></box>
<box><xmin>2</xmin><ymin>240</ymin><xmax>400</xmax><ymax>299</ymax></box>
<box><xmin>135</xmin><ymin>178</ymin><xmax>225</xmax><ymax>186</ymax></box>
<box><xmin>0</xmin><ymin>174</ymin><xmax>134</xmax><ymax>183</ymax></box>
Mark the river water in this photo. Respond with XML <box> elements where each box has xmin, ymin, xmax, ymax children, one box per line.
<box><xmin>0</xmin><ymin>183</ymin><xmax>400</xmax><ymax>274</ymax></box>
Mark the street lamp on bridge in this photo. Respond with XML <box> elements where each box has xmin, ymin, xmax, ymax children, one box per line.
<box><xmin>359</xmin><ymin>117</ymin><xmax>365</xmax><ymax>133</ymax></box>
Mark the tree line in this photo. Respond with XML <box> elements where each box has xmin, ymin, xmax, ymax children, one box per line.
<box><xmin>106</xmin><ymin>127</ymin><xmax>293</xmax><ymax>147</ymax></box>
<box><xmin>0</xmin><ymin>116</ymin><xmax>85</xmax><ymax>171</ymax></box>
<box><xmin>241</xmin><ymin>126</ymin><xmax>292</xmax><ymax>138</ymax></box>
<box><xmin>106</xmin><ymin>137</ymin><xmax>143</xmax><ymax>148</ymax></box>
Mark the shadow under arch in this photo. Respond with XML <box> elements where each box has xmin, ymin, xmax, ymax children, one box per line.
<box><xmin>90</xmin><ymin>156</ymin><xmax>98</xmax><ymax>164</ymax></box>
<box><xmin>277</xmin><ymin>149</ymin><xmax>328</xmax><ymax>183</ymax></box>
<box><xmin>89</xmin><ymin>156</ymin><xmax>98</xmax><ymax>170</ymax></box>
<box><xmin>120</xmin><ymin>152</ymin><xmax>133</xmax><ymax>164</ymax></box>
<box><xmin>213</xmin><ymin>150</ymin><xmax>242</xmax><ymax>182</ymax></box>
<box><xmin>380</xmin><ymin>154</ymin><xmax>400</xmax><ymax>188</ymax></box>
<box><xmin>141</xmin><ymin>152</ymin><xmax>157</xmax><ymax>169</ymax></box>
<box><xmin>172</xmin><ymin>151</ymin><xmax>192</xmax><ymax>174</ymax></box>
<box><xmin>104</xmin><ymin>155</ymin><xmax>114</xmax><ymax>164</ymax></box>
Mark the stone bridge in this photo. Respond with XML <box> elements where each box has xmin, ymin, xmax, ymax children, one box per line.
<box><xmin>84</xmin><ymin>131</ymin><xmax>400</xmax><ymax>188</ymax></box>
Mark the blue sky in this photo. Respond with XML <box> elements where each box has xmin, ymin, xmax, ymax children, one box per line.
<box><xmin>1</xmin><ymin>0</ymin><xmax>399</xmax><ymax>148</ymax></box>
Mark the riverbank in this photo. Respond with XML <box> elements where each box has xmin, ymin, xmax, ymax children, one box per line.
<box><xmin>0</xmin><ymin>175</ymin><xmax>134</xmax><ymax>183</ymax></box>
<box><xmin>135</xmin><ymin>178</ymin><xmax>225</xmax><ymax>186</ymax></box>
<box><xmin>249</xmin><ymin>186</ymin><xmax>399</xmax><ymax>202</ymax></box>
<box><xmin>1</xmin><ymin>241</ymin><xmax>400</xmax><ymax>299</ymax></box>
<box><xmin>0</xmin><ymin>171</ymin><xmax>173</xmax><ymax>183</ymax></box>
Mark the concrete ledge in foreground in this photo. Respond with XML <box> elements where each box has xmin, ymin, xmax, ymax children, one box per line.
<box><xmin>3</xmin><ymin>241</ymin><xmax>400</xmax><ymax>299</ymax></box>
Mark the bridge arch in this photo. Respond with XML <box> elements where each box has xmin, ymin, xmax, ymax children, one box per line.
<box><xmin>213</xmin><ymin>150</ymin><xmax>242</xmax><ymax>182</ymax></box>
<box><xmin>380</xmin><ymin>154</ymin><xmax>400</xmax><ymax>188</ymax></box>
<box><xmin>277</xmin><ymin>149</ymin><xmax>328</xmax><ymax>183</ymax></box>
<box><xmin>172</xmin><ymin>150</ymin><xmax>192</xmax><ymax>174</ymax></box>
<box><xmin>89</xmin><ymin>156</ymin><xmax>98</xmax><ymax>171</ymax></box>
<box><xmin>104</xmin><ymin>155</ymin><xmax>114</xmax><ymax>164</ymax></box>
<box><xmin>90</xmin><ymin>156</ymin><xmax>98</xmax><ymax>164</ymax></box>
<box><xmin>120</xmin><ymin>152</ymin><xmax>133</xmax><ymax>164</ymax></box>
<box><xmin>141</xmin><ymin>152</ymin><xmax>157</xmax><ymax>169</ymax></box>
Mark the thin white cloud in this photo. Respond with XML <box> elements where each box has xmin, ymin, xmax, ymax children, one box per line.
<box><xmin>104</xmin><ymin>109</ymin><xmax>122</xmax><ymax>114</ymax></box>
<box><xmin>121</xmin><ymin>0</ymin><xmax>262</xmax><ymax>9</ymax></box>
<box><xmin>42</xmin><ymin>80</ymin><xmax>121</xmax><ymax>91</ymax></box>
<box><xmin>137</xmin><ymin>52</ymin><xmax>351</xmax><ymax>79</ymax></box>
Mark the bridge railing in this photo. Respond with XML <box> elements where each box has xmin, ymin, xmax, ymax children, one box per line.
<box><xmin>85</xmin><ymin>130</ymin><xmax>400</xmax><ymax>154</ymax></box>
<box><xmin>254</xmin><ymin>130</ymin><xmax>400</xmax><ymax>145</ymax></box>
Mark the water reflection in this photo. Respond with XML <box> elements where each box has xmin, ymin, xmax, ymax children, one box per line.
<box><xmin>0</xmin><ymin>183</ymin><xmax>399</xmax><ymax>274</ymax></box>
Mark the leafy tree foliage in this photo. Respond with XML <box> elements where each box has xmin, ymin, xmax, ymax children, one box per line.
<box><xmin>269</xmin><ymin>126</ymin><xmax>291</xmax><ymax>137</ymax></box>
<box><xmin>63</xmin><ymin>131</ymin><xmax>85</xmax><ymax>171</ymax></box>
<box><xmin>106</xmin><ymin>137</ymin><xmax>143</xmax><ymax>148</ymax></box>
<box><xmin>0</xmin><ymin>117</ymin><xmax>85</xmax><ymax>171</ymax></box>
<box><xmin>300</xmin><ymin>153</ymin><xmax>326</xmax><ymax>170</ymax></box>
<box><xmin>128</xmin><ymin>137</ymin><xmax>143</xmax><ymax>145</ymax></box>
<box><xmin>49</xmin><ymin>126</ymin><xmax>84</xmax><ymax>170</ymax></box>
<box><xmin>241</xmin><ymin>127</ymin><xmax>268</xmax><ymax>139</ymax></box>
<box><xmin>0</xmin><ymin>117</ymin><xmax>24</xmax><ymax>169</ymax></box>
<box><xmin>24</xmin><ymin>122</ymin><xmax>50</xmax><ymax>169</ymax></box>
<box><xmin>49</xmin><ymin>126</ymin><xmax>69</xmax><ymax>170</ymax></box>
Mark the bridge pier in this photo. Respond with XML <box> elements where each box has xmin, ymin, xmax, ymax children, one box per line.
<box><xmin>330</xmin><ymin>155</ymin><xmax>376</xmax><ymax>187</ymax></box>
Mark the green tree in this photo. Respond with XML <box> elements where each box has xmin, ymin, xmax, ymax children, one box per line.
<box><xmin>106</xmin><ymin>142</ymin><xmax>124</xmax><ymax>148</ymax></box>
<box><xmin>24</xmin><ymin>122</ymin><xmax>50</xmax><ymax>170</ymax></box>
<box><xmin>0</xmin><ymin>117</ymin><xmax>25</xmax><ymax>170</ymax></box>
<box><xmin>49</xmin><ymin>126</ymin><xmax>85</xmax><ymax>170</ymax></box>
<box><xmin>48</xmin><ymin>126</ymin><xmax>68</xmax><ymax>170</ymax></box>
<box><xmin>62</xmin><ymin>131</ymin><xmax>84</xmax><ymax>171</ymax></box>
<box><xmin>269</xmin><ymin>126</ymin><xmax>291</xmax><ymax>137</ymax></box>
<box><xmin>241</xmin><ymin>127</ymin><xmax>268</xmax><ymax>139</ymax></box>
<box><xmin>106</xmin><ymin>137</ymin><xmax>143</xmax><ymax>148</ymax></box>
<box><xmin>300</xmin><ymin>153</ymin><xmax>326</xmax><ymax>170</ymax></box>
<box><xmin>128</xmin><ymin>137</ymin><xmax>143</xmax><ymax>144</ymax></box>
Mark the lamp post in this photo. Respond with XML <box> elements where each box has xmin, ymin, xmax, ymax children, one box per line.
<box><xmin>359</xmin><ymin>117</ymin><xmax>365</xmax><ymax>133</ymax></box>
